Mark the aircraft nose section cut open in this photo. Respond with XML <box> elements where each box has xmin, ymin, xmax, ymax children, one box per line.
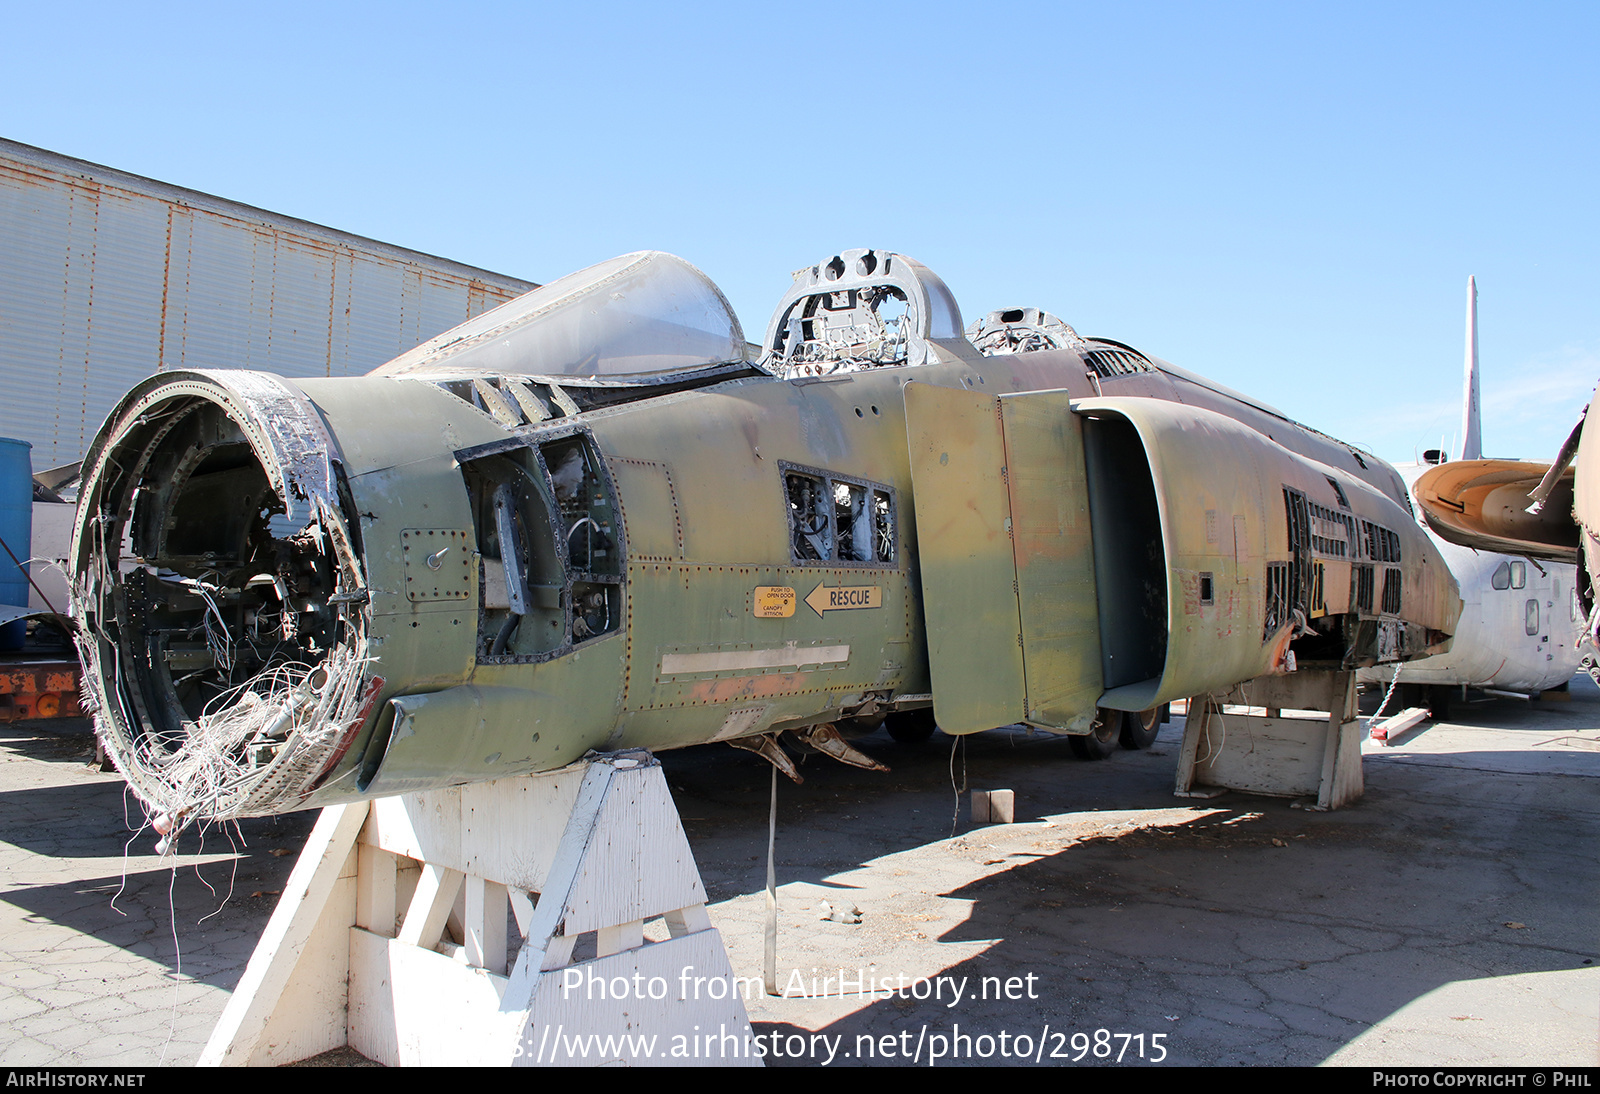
<box><xmin>71</xmin><ymin>370</ymin><xmax>377</xmax><ymax>830</ymax></box>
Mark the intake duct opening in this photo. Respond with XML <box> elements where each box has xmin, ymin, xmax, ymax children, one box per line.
<box><xmin>1082</xmin><ymin>415</ymin><xmax>1168</xmax><ymax>690</ymax></box>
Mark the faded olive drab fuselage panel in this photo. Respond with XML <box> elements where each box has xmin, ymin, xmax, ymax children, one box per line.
<box><xmin>1084</xmin><ymin>397</ymin><xmax>1288</xmax><ymax>709</ymax></box>
<box><xmin>904</xmin><ymin>384</ymin><xmax>1029</xmax><ymax>734</ymax></box>
<box><xmin>614</xmin><ymin>563</ymin><xmax>911</xmax><ymax>720</ymax></box>
<box><xmin>586</xmin><ymin>369</ymin><xmax>923</xmax><ymax>752</ymax></box>
<box><xmin>604</xmin><ymin>458</ymin><xmax>684</xmax><ymax>561</ymax></box>
<box><xmin>303</xmin><ymin>378</ymin><xmax>498</xmax><ymax>696</ymax></box>
<box><xmin>357</xmin><ymin>650</ymin><xmax>627</xmax><ymax>798</ymax></box>
<box><xmin>906</xmin><ymin>382</ymin><xmax>1462</xmax><ymax>733</ymax></box>
<box><xmin>904</xmin><ymin>385</ymin><xmax>1107</xmax><ymax>735</ymax></box>
<box><xmin>1079</xmin><ymin>396</ymin><xmax>1460</xmax><ymax>711</ymax></box>
<box><xmin>1000</xmin><ymin>394</ymin><xmax>1104</xmax><ymax>730</ymax></box>
<box><xmin>290</xmin><ymin>378</ymin><xmax>631</xmax><ymax>808</ymax></box>
<box><xmin>263</xmin><ymin>340</ymin><xmax>1458</xmax><ymax>807</ymax></box>
<box><xmin>292</xmin><ymin>359</ymin><xmax>947</xmax><ymax>802</ymax></box>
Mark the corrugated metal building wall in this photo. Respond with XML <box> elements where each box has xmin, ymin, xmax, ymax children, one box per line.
<box><xmin>0</xmin><ymin>139</ymin><xmax>536</xmax><ymax>472</ymax></box>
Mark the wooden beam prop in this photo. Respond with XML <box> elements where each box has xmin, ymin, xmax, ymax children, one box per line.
<box><xmin>201</xmin><ymin>752</ymin><xmax>757</xmax><ymax>1066</ymax></box>
<box><xmin>1175</xmin><ymin>669</ymin><xmax>1363</xmax><ymax>810</ymax></box>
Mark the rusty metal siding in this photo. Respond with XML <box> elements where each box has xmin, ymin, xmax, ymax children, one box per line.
<box><xmin>0</xmin><ymin>139</ymin><xmax>535</xmax><ymax>471</ymax></box>
<box><xmin>346</xmin><ymin>254</ymin><xmax>407</xmax><ymax>365</ymax></box>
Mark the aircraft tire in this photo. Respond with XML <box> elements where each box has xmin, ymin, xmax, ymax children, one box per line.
<box><xmin>885</xmin><ymin>710</ymin><xmax>937</xmax><ymax>744</ymax></box>
<box><xmin>1119</xmin><ymin>705</ymin><xmax>1163</xmax><ymax>750</ymax></box>
<box><xmin>1069</xmin><ymin>710</ymin><xmax>1123</xmax><ymax>760</ymax></box>
<box><xmin>1425</xmin><ymin>685</ymin><xmax>1453</xmax><ymax>720</ymax></box>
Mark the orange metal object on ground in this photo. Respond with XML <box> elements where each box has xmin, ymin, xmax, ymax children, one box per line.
<box><xmin>0</xmin><ymin>660</ymin><xmax>82</xmax><ymax>721</ymax></box>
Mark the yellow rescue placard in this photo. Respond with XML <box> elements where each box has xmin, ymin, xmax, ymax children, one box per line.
<box><xmin>804</xmin><ymin>583</ymin><xmax>882</xmax><ymax>617</ymax></box>
<box><xmin>753</xmin><ymin>586</ymin><xmax>796</xmax><ymax>618</ymax></box>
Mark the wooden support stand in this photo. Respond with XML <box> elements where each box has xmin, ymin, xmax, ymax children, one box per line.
<box><xmin>1369</xmin><ymin>706</ymin><xmax>1431</xmax><ymax>746</ymax></box>
<box><xmin>201</xmin><ymin>752</ymin><xmax>758</xmax><ymax>1067</ymax></box>
<box><xmin>1174</xmin><ymin>669</ymin><xmax>1363</xmax><ymax>810</ymax></box>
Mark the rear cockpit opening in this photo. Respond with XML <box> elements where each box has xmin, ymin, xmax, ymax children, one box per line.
<box><xmin>760</xmin><ymin>248</ymin><xmax>964</xmax><ymax>379</ymax></box>
<box><xmin>966</xmin><ymin>308</ymin><xmax>1087</xmax><ymax>356</ymax></box>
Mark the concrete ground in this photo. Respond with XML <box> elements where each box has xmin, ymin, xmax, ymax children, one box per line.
<box><xmin>0</xmin><ymin>679</ymin><xmax>1595</xmax><ymax>1067</ymax></box>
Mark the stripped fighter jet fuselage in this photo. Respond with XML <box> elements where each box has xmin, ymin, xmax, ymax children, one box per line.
<box><xmin>71</xmin><ymin>249</ymin><xmax>1459</xmax><ymax>824</ymax></box>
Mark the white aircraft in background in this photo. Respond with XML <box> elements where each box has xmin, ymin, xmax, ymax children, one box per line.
<box><xmin>1359</xmin><ymin>276</ymin><xmax>1584</xmax><ymax>715</ymax></box>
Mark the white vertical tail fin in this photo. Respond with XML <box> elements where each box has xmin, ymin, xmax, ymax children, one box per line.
<box><xmin>1459</xmin><ymin>275</ymin><xmax>1482</xmax><ymax>460</ymax></box>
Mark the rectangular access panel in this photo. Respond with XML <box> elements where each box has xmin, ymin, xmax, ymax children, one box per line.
<box><xmin>905</xmin><ymin>384</ymin><xmax>1102</xmax><ymax>735</ymax></box>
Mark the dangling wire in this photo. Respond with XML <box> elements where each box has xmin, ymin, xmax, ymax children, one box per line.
<box><xmin>1194</xmin><ymin>698</ymin><xmax>1227</xmax><ymax>768</ymax></box>
<box><xmin>129</xmin><ymin>646</ymin><xmax>372</xmax><ymax>842</ymax></box>
<box><xmin>1366</xmin><ymin>661</ymin><xmax>1405</xmax><ymax>731</ymax></box>
<box><xmin>763</xmin><ymin>766</ymin><xmax>779</xmax><ymax>997</ymax></box>
<box><xmin>948</xmin><ymin>734</ymin><xmax>967</xmax><ymax>839</ymax></box>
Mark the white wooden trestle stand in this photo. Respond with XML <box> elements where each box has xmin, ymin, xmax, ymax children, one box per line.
<box><xmin>200</xmin><ymin>752</ymin><xmax>758</xmax><ymax>1066</ymax></box>
<box><xmin>1175</xmin><ymin>669</ymin><xmax>1364</xmax><ymax>811</ymax></box>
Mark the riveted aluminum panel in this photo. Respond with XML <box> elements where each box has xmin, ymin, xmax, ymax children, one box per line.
<box><xmin>997</xmin><ymin>390</ymin><xmax>1102</xmax><ymax>732</ymax></box>
<box><xmin>905</xmin><ymin>383</ymin><xmax>1027</xmax><ymax>733</ymax></box>
<box><xmin>1078</xmin><ymin>395</ymin><xmax>1460</xmax><ymax>711</ymax></box>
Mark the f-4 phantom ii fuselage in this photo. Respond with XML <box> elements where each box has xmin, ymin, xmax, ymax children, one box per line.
<box><xmin>72</xmin><ymin>249</ymin><xmax>1459</xmax><ymax>823</ymax></box>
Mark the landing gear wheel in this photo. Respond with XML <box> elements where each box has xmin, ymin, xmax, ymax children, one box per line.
<box><xmin>1396</xmin><ymin>682</ymin><xmax>1426</xmax><ymax>711</ymax></box>
<box><xmin>1070</xmin><ymin>709</ymin><xmax>1123</xmax><ymax>760</ymax></box>
<box><xmin>1119</xmin><ymin>704</ymin><xmax>1163</xmax><ymax>750</ymax></box>
<box><xmin>885</xmin><ymin>710</ymin><xmax>937</xmax><ymax>744</ymax></box>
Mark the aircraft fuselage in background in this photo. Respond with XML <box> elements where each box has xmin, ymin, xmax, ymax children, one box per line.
<box><xmin>1361</xmin><ymin>463</ymin><xmax>1581</xmax><ymax>696</ymax></box>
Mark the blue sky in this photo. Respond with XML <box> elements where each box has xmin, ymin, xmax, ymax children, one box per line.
<box><xmin>3</xmin><ymin>1</ymin><xmax>1595</xmax><ymax>466</ymax></box>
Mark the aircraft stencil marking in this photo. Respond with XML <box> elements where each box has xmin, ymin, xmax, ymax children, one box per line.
<box><xmin>753</xmin><ymin>586</ymin><xmax>796</xmax><ymax>617</ymax></box>
<box><xmin>805</xmin><ymin>583</ymin><xmax>883</xmax><ymax>616</ymax></box>
<box><xmin>660</xmin><ymin>645</ymin><xmax>851</xmax><ymax>675</ymax></box>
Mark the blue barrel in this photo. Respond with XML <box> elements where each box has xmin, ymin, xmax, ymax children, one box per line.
<box><xmin>0</xmin><ymin>438</ymin><xmax>34</xmax><ymax>650</ymax></box>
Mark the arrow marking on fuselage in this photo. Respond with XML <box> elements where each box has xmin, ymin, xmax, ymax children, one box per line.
<box><xmin>805</xmin><ymin>583</ymin><xmax>883</xmax><ymax>617</ymax></box>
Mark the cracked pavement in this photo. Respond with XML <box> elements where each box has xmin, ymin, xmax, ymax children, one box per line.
<box><xmin>0</xmin><ymin>679</ymin><xmax>1595</xmax><ymax>1067</ymax></box>
<box><xmin>0</xmin><ymin>728</ymin><xmax>314</xmax><ymax>1066</ymax></box>
<box><xmin>671</xmin><ymin>684</ymin><xmax>1599</xmax><ymax>1067</ymax></box>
